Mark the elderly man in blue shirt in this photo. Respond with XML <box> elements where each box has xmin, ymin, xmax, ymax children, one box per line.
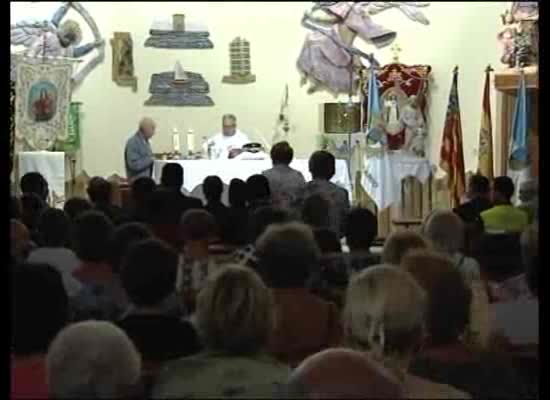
<box><xmin>125</xmin><ymin>117</ymin><xmax>156</xmax><ymax>181</ymax></box>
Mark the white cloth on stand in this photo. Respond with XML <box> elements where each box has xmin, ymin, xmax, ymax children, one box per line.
<box><xmin>18</xmin><ymin>151</ymin><xmax>65</xmax><ymax>207</ymax></box>
<box><xmin>361</xmin><ymin>150</ymin><xmax>434</xmax><ymax>210</ymax></box>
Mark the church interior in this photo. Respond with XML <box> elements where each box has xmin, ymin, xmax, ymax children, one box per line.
<box><xmin>11</xmin><ymin>2</ymin><xmax>538</xmax><ymax>398</ymax></box>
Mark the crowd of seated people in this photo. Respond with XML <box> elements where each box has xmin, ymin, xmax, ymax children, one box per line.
<box><xmin>10</xmin><ymin>146</ymin><xmax>538</xmax><ymax>399</ymax></box>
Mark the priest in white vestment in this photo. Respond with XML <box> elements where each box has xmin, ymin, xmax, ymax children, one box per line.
<box><xmin>204</xmin><ymin>114</ymin><xmax>250</xmax><ymax>159</ymax></box>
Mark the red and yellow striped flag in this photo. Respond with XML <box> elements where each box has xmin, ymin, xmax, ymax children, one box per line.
<box><xmin>439</xmin><ymin>67</ymin><xmax>466</xmax><ymax>208</ymax></box>
<box><xmin>477</xmin><ymin>66</ymin><xmax>494</xmax><ymax>180</ymax></box>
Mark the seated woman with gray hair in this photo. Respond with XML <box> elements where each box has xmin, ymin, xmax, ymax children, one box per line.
<box><xmin>343</xmin><ymin>265</ymin><xmax>470</xmax><ymax>398</ymax></box>
<box><xmin>153</xmin><ymin>265</ymin><xmax>290</xmax><ymax>398</ymax></box>
<box><xmin>46</xmin><ymin>321</ymin><xmax>142</xmax><ymax>399</ymax></box>
<box><xmin>421</xmin><ymin>210</ymin><xmax>481</xmax><ymax>287</ymax></box>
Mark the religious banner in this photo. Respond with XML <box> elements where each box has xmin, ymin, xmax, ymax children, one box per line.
<box><xmin>362</xmin><ymin>63</ymin><xmax>431</xmax><ymax>152</ymax></box>
<box><xmin>15</xmin><ymin>58</ymin><xmax>73</xmax><ymax>151</ymax></box>
<box><xmin>440</xmin><ymin>67</ymin><xmax>466</xmax><ymax>208</ymax></box>
<box><xmin>477</xmin><ymin>66</ymin><xmax>494</xmax><ymax>180</ymax></box>
<box><xmin>55</xmin><ymin>102</ymin><xmax>82</xmax><ymax>154</ymax></box>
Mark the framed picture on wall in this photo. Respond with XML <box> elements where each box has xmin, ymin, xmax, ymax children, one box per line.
<box><xmin>110</xmin><ymin>32</ymin><xmax>138</xmax><ymax>91</ymax></box>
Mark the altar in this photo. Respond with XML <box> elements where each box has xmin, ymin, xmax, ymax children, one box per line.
<box><xmin>18</xmin><ymin>151</ymin><xmax>66</xmax><ymax>207</ymax></box>
<box><xmin>153</xmin><ymin>158</ymin><xmax>352</xmax><ymax>197</ymax></box>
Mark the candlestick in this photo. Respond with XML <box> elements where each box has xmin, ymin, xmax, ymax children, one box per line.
<box><xmin>172</xmin><ymin>127</ymin><xmax>180</xmax><ymax>153</ymax></box>
<box><xmin>187</xmin><ymin>129</ymin><xmax>195</xmax><ymax>154</ymax></box>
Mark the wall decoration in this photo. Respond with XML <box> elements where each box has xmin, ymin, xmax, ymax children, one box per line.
<box><xmin>10</xmin><ymin>2</ymin><xmax>105</xmax><ymax>89</ymax></box>
<box><xmin>222</xmin><ymin>37</ymin><xmax>256</xmax><ymax>84</ymax></box>
<box><xmin>144</xmin><ymin>15</ymin><xmax>213</xmax><ymax>49</ymax></box>
<box><xmin>10</xmin><ymin>81</ymin><xmax>15</xmax><ymax>176</ymax></box>
<box><xmin>362</xmin><ymin>62</ymin><xmax>431</xmax><ymax>153</ymax></box>
<box><xmin>110</xmin><ymin>32</ymin><xmax>137</xmax><ymax>91</ymax></box>
<box><xmin>15</xmin><ymin>58</ymin><xmax>73</xmax><ymax>151</ymax></box>
<box><xmin>498</xmin><ymin>2</ymin><xmax>538</xmax><ymax>68</ymax></box>
<box><xmin>297</xmin><ymin>2</ymin><xmax>430</xmax><ymax>96</ymax></box>
<box><xmin>144</xmin><ymin>62</ymin><xmax>214</xmax><ymax>107</ymax></box>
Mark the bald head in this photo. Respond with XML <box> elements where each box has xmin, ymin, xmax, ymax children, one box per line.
<box><xmin>222</xmin><ymin>114</ymin><xmax>237</xmax><ymax>137</ymax></box>
<box><xmin>287</xmin><ymin>348</ymin><xmax>403</xmax><ymax>399</ymax></box>
<box><xmin>139</xmin><ymin>117</ymin><xmax>156</xmax><ymax>139</ymax></box>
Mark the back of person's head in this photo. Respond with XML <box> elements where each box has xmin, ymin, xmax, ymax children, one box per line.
<box><xmin>63</xmin><ymin>197</ymin><xmax>92</xmax><ymax>221</ymax></box>
<box><xmin>302</xmin><ymin>193</ymin><xmax>331</xmax><ymax>229</ymax></box>
<box><xmin>131</xmin><ymin>176</ymin><xmax>156</xmax><ymax>204</ymax></box>
<box><xmin>521</xmin><ymin>224</ymin><xmax>538</xmax><ymax>296</ymax></box>
<box><xmin>203</xmin><ymin>175</ymin><xmax>224</xmax><ymax>203</ymax></box>
<box><xmin>228</xmin><ymin>178</ymin><xmax>247</xmax><ymax>208</ymax></box>
<box><xmin>271</xmin><ymin>141</ymin><xmax>294</xmax><ymax>165</ymax></box>
<box><xmin>249</xmin><ymin>206</ymin><xmax>290</xmax><ymax>243</ymax></box>
<box><xmin>180</xmin><ymin>209</ymin><xmax>218</xmax><ymax>242</ymax></box>
<box><xmin>493</xmin><ymin>176</ymin><xmax>515</xmax><ymax>203</ymax></box>
<box><xmin>11</xmin><ymin>195</ymin><xmax>22</xmax><ymax>220</ymax></box>
<box><xmin>287</xmin><ymin>348</ymin><xmax>403</xmax><ymax>399</ymax></box>
<box><xmin>146</xmin><ymin>188</ymin><xmax>181</xmax><ymax>224</ymax></box>
<box><xmin>401</xmin><ymin>250</ymin><xmax>471</xmax><ymax>346</ymax></box>
<box><xmin>344</xmin><ymin>265</ymin><xmax>426</xmax><ymax>360</ymax></box>
<box><xmin>46</xmin><ymin>321</ymin><xmax>141</xmax><ymax>399</ymax></box>
<box><xmin>246</xmin><ymin>174</ymin><xmax>271</xmax><ymax>203</ymax></box>
<box><xmin>256</xmin><ymin>222</ymin><xmax>321</xmax><ymax>288</ymax></box>
<box><xmin>121</xmin><ymin>239</ymin><xmax>178</xmax><ymax>307</ymax></box>
<box><xmin>313</xmin><ymin>227</ymin><xmax>342</xmax><ymax>254</ymax></box>
<box><xmin>12</xmin><ymin>262</ymin><xmax>68</xmax><ymax>356</ymax></box>
<box><xmin>107</xmin><ymin>223</ymin><xmax>152</xmax><ymax>274</ymax></box>
<box><xmin>20</xmin><ymin>193</ymin><xmax>47</xmax><ymax>231</ymax></box>
<box><xmin>87</xmin><ymin>177</ymin><xmax>113</xmax><ymax>205</ymax></box>
<box><xmin>160</xmin><ymin>163</ymin><xmax>184</xmax><ymax>190</ymax></box>
<box><xmin>73</xmin><ymin>210</ymin><xmax>115</xmax><ymax>263</ymax></box>
<box><xmin>20</xmin><ymin>172</ymin><xmax>49</xmax><ymax>202</ymax></box>
<box><xmin>345</xmin><ymin>208</ymin><xmax>378</xmax><ymax>251</ymax></box>
<box><xmin>382</xmin><ymin>230</ymin><xmax>429</xmax><ymax>265</ymax></box>
<box><xmin>196</xmin><ymin>264</ymin><xmax>273</xmax><ymax>354</ymax></box>
<box><xmin>11</xmin><ymin>219</ymin><xmax>32</xmax><ymax>263</ymax></box>
<box><xmin>37</xmin><ymin>208</ymin><xmax>70</xmax><ymax>248</ymax></box>
<box><xmin>422</xmin><ymin>210</ymin><xmax>465</xmax><ymax>255</ymax></box>
<box><xmin>468</xmin><ymin>174</ymin><xmax>490</xmax><ymax>198</ymax></box>
<box><xmin>309</xmin><ymin>150</ymin><xmax>335</xmax><ymax>180</ymax></box>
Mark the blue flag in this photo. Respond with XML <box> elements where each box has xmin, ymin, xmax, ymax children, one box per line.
<box><xmin>509</xmin><ymin>72</ymin><xmax>530</xmax><ymax>167</ymax></box>
<box><xmin>366</xmin><ymin>67</ymin><xmax>385</xmax><ymax>145</ymax></box>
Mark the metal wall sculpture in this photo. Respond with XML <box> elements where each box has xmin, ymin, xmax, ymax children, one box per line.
<box><xmin>297</xmin><ymin>2</ymin><xmax>430</xmax><ymax>96</ymax></box>
<box><xmin>15</xmin><ymin>58</ymin><xmax>73</xmax><ymax>151</ymax></box>
<box><xmin>110</xmin><ymin>32</ymin><xmax>138</xmax><ymax>91</ymax></box>
<box><xmin>11</xmin><ymin>2</ymin><xmax>105</xmax><ymax>90</ymax></box>
<box><xmin>222</xmin><ymin>37</ymin><xmax>256</xmax><ymax>84</ymax></box>
<box><xmin>144</xmin><ymin>62</ymin><xmax>214</xmax><ymax>107</ymax></box>
<box><xmin>144</xmin><ymin>15</ymin><xmax>213</xmax><ymax>49</ymax></box>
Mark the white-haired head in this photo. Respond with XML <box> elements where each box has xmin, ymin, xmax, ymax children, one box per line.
<box><xmin>46</xmin><ymin>321</ymin><xmax>141</xmax><ymax>399</ymax></box>
<box><xmin>139</xmin><ymin>117</ymin><xmax>156</xmax><ymax>139</ymax></box>
<box><xmin>422</xmin><ymin>209</ymin><xmax>464</xmax><ymax>255</ymax></box>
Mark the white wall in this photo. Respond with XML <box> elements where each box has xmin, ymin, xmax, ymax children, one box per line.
<box><xmin>11</xmin><ymin>1</ymin><xmax>510</xmax><ymax>178</ymax></box>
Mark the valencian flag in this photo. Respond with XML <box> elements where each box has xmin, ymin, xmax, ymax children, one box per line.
<box><xmin>509</xmin><ymin>71</ymin><xmax>530</xmax><ymax>169</ymax></box>
<box><xmin>477</xmin><ymin>66</ymin><xmax>494</xmax><ymax>180</ymax></box>
<box><xmin>439</xmin><ymin>67</ymin><xmax>466</xmax><ymax>208</ymax></box>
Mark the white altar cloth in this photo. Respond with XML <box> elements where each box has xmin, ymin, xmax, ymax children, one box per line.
<box><xmin>153</xmin><ymin>159</ymin><xmax>351</xmax><ymax>196</ymax></box>
<box><xmin>18</xmin><ymin>151</ymin><xmax>65</xmax><ymax>207</ymax></box>
<box><xmin>361</xmin><ymin>150</ymin><xmax>434</xmax><ymax>210</ymax></box>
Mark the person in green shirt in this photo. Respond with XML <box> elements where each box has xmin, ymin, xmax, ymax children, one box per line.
<box><xmin>481</xmin><ymin>176</ymin><xmax>528</xmax><ymax>233</ymax></box>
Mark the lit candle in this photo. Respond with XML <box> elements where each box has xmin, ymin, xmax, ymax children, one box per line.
<box><xmin>172</xmin><ymin>127</ymin><xmax>180</xmax><ymax>153</ymax></box>
<box><xmin>187</xmin><ymin>129</ymin><xmax>195</xmax><ymax>153</ymax></box>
